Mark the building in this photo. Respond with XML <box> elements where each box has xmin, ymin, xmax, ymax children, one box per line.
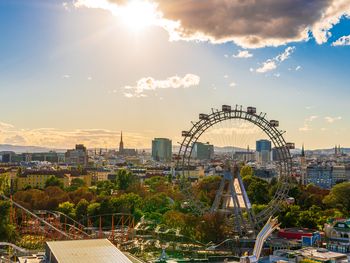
<box><xmin>45</xmin><ymin>239</ymin><xmax>133</xmax><ymax>263</ymax></box>
<box><xmin>118</xmin><ymin>131</ymin><xmax>137</xmax><ymax>156</ymax></box>
<box><xmin>272</xmin><ymin>147</ymin><xmax>283</xmax><ymax>162</ymax></box>
<box><xmin>325</xmin><ymin>218</ymin><xmax>350</xmax><ymax>254</ymax></box>
<box><xmin>306</xmin><ymin>164</ymin><xmax>333</xmax><ymax>189</ymax></box>
<box><xmin>152</xmin><ymin>138</ymin><xmax>172</xmax><ymax>162</ymax></box>
<box><xmin>193</xmin><ymin>142</ymin><xmax>214</xmax><ymax>160</ymax></box>
<box><xmin>269</xmin><ymin>247</ymin><xmax>348</xmax><ymax>263</ymax></box>
<box><xmin>65</xmin><ymin>144</ymin><xmax>88</xmax><ymax>166</ymax></box>
<box><xmin>119</xmin><ymin>131</ymin><xmax>124</xmax><ymax>154</ymax></box>
<box><xmin>332</xmin><ymin>165</ymin><xmax>348</xmax><ymax>184</ymax></box>
<box><xmin>16</xmin><ymin>173</ymin><xmax>70</xmax><ymax>190</ymax></box>
<box><xmin>256</xmin><ymin>139</ymin><xmax>272</xmax><ymax>164</ymax></box>
<box><xmin>305</xmin><ymin>164</ymin><xmax>350</xmax><ymax>189</ymax></box>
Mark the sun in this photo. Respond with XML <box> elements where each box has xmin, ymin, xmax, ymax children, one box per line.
<box><xmin>119</xmin><ymin>1</ymin><xmax>159</xmax><ymax>32</ymax></box>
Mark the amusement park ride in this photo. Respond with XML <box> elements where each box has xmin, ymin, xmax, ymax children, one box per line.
<box><xmin>177</xmin><ymin>104</ymin><xmax>294</xmax><ymax>236</ymax></box>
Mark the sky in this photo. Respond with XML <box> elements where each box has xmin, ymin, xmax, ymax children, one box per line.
<box><xmin>0</xmin><ymin>0</ymin><xmax>350</xmax><ymax>150</ymax></box>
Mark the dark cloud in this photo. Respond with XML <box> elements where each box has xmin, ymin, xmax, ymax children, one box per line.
<box><xmin>156</xmin><ymin>0</ymin><xmax>329</xmax><ymax>47</ymax></box>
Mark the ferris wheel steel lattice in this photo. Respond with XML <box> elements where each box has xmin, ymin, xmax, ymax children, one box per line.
<box><xmin>176</xmin><ymin>104</ymin><xmax>294</xmax><ymax>236</ymax></box>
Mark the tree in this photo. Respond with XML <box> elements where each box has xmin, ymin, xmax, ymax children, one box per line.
<box><xmin>45</xmin><ymin>176</ymin><xmax>64</xmax><ymax>189</ymax></box>
<box><xmin>243</xmin><ymin>175</ymin><xmax>270</xmax><ymax>204</ymax></box>
<box><xmin>142</xmin><ymin>192</ymin><xmax>172</xmax><ymax>215</ymax></box>
<box><xmin>67</xmin><ymin>178</ymin><xmax>86</xmax><ymax>192</ymax></box>
<box><xmin>76</xmin><ymin>199</ymin><xmax>89</xmax><ymax>220</ymax></box>
<box><xmin>323</xmin><ymin>182</ymin><xmax>350</xmax><ymax>215</ymax></box>
<box><xmin>240</xmin><ymin>165</ymin><xmax>254</xmax><ymax>177</ymax></box>
<box><xmin>116</xmin><ymin>169</ymin><xmax>137</xmax><ymax>191</ymax></box>
<box><xmin>45</xmin><ymin>186</ymin><xmax>69</xmax><ymax>210</ymax></box>
<box><xmin>0</xmin><ymin>201</ymin><xmax>17</xmax><ymax>242</ymax></box>
<box><xmin>87</xmin><ymin>202</ymin><xmax>101</xmax><ymax>217</ymax></box>
<box><xmin>110</xmin><ymin>193</ymin><xmax>142</xmax><ymax>214</ymax></box>
<box><xmin>58</xmin><ymin>201</ymin><xmax>75</xmax><ymax>218</ymax></box>
<box><xmin>0</xmin><ymin>173</ymin><xmax>11</xmax><ymax>195</ymax></box>
<box><xmin>144</xmin><ymin>176</ymin><xmax>168</xmax><ymax>193</ymax></box>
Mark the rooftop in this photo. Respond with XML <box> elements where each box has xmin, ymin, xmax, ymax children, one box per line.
<box><xmin>46</xmin><ymin>239</ymin><xmax>132</xmax><ymax>263</ymax></box>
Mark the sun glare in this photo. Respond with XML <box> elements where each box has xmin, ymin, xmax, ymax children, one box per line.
<box><xmin>119</xmin><ymin>1</ymin><xmax>159</xmax><ymax>31</ymax></box>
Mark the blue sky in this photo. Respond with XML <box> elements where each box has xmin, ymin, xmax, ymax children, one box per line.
<box><xmin>1</xmin><ymin>0</ymin><xmax>350</xmax><ymax>149</ymax></box>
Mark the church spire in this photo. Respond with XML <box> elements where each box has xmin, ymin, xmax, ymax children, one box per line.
<box><xmin>301</xmin><ymin>144</ymin><xmax>305</xmax><ymax>157</ymax></box>
<box><xmin>119</xmin><ymin>131</ymin><xmax>124</xmax><ymax>154</ymax></box>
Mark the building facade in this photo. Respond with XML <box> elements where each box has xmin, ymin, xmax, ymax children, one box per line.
<box><xmin>306</xmin><ymin>164</ymin><xmax>333</xmax><ymax>189</ymax></box>
<box><xmin>193</xmin><ymin>142</ymin><xmax>214</xmax><ymax>160</ymax></box>
<box><xmin>256</xmin><ymin>139</ymin><xmax>272</xmax><ymax>164</ymax></box>
<box><xmin>152</xmin><ymin>138</ymin><xmax>172</xmax><ymax>162</ymax></box>
<box><xmin>325</xmin><ymin>219</ymin><xmax>350</xmax><ymax>254</ymax></box>
<box><xmin>65</xmin><ymin>144</ymin><xmax>88</xmax><ymax>166</ymax></box>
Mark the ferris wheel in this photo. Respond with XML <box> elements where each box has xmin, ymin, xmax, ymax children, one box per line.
<box><xmin>177</xmin><ymin>104</ymin><xmax>294</xmax><ymax>236</ymax></box>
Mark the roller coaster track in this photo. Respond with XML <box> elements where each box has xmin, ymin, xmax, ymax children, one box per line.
<box><xmin>1</xmin><ymin>194</ymin><xmax>70</xmax><ymax>239</ymax></box>
<box><xmin>0</xmin><ymin>242</ymin><xmax>29</xmax><ymax>254</ymax></box>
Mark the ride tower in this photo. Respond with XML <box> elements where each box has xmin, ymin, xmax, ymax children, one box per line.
<box><xmin>210</xmin><ymin>161</ymin><xmax>256</xmax><ymax>236</ymax></box>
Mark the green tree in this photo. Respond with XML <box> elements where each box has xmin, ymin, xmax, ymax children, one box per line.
<box><xmin>240</xmin><ymin>165</ymin><xmax>254</xmax><ymax>177</ymax></box>
<box><xmin>142</xmin><ymin>192</ymin><xmax>172</xmax><ymax>215</ymax></box>
<box><xmin>45</xmin><ymin>175</ymin><xmax>64</xmax><ymax>189</ymax></box>
<box><xmin>0</xmin><ymin>173</ymin><xmax>11</xmax><ymax>195</ymax></box>
<box><xmin>116</xmin><ymin>169</ymin><xmax>137</xmax><ymax>191</ymax></box>
<box><xmin>323</xmin><ymin>182</ymin><xmax>350</xmax><ymax>215</ymax></box>
<box><xmin>58</xmin><ymin>201</ymin><xmax>76</xmax><ymax>218</ymax></box>
<box><xmin>0</xmin><ymin>201</ymin><xmax>17</xmax><ymax>242</ymax></box>
<box><xmin>87</xmin><ymin>202</ymin><xmax>101</xmax><ymax>217</ymax></box>
<box><xmin>76</xmin><ymin>199</ymin><xmax>89</xmax><ymax>220</ymax></box>
<box><xmin>144</xmin><ymin>176</ymin><xmax>168</xmax><ymax>192</ymax></box>
<box><xmin>67</xmin><ymin>178</ymin><xmax>86</xmax><ymax>192</ymax></box>
<box><xmin>110</xmin><ymin>193</ymin><xmax>142</xmax><ymax>214</ymax></box>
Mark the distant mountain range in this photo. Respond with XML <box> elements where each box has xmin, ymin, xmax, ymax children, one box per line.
<box><xmin>0</xmin><ymin>144</ymin><xmax>348</xmax><ymax>155</ymax></box>
<box><xmin>0</xmin><ymin>144</ymin><xmax>66</xmax><ymax>153</ymax></box>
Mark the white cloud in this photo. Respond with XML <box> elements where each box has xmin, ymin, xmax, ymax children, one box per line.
<box><xmin>256</xmin><ymin>46</ymin><xmax>295</xmax><ymax>73</ymax></box>
<box><xmin>274</xmin><ymin>73</ymin><xmax>281</xmax><ymax>78</ymax></box>
<box><xmin>299</xmin><ymin>125</ymin><xmax>312</xmax><ymax>132</ymax></box>
<box><xmin>229</xmin><ymin>82</ymin><xmax>236</xmax><ymax>87</ymax></box>
<box><xmin>332</xmin><ymin>35</ymin><xmax>350</xmax><ymax>46</ymax></box>
<box><xmin>295</xmin><ymin>65</ymin><xmax>302</xmax><ymax>71</ymax></box>
<box><xmin>224</xmin><ymin>54</ymin><xmax>229</xmax><ymax>58</ymax></box>
<box><xmin>62</xmin><ymin>74</ymin><xmax>70</xmax><ymax>79</ymax></box>
<box><xmin>256</xmin><ymin>60</ymin><xmax>277</xmax><ymax>73</ymax></box>
<box><xmin>299</xmin><ymin>115</ymin><xmax>318</xmax><ymax>132</ymax></box>
<box><xmin>0</xmin><ymin>125</ymin><xmax>151</xmax><ymax>148</ymax></box>
<box><xmin>87</xmin><ymin>76</ymin><xmax>92</xmax><ymax>81</ymax></box>
<box><xmin>122</xmin><ymin>74</ymin><xmax>200</xmax><ymax>98</ymax></box>
<box><xmin>325</xmin><ymin>116</ymin><xmax>342</xmax><ymax>123</ymax></box>
<box><xmin>233</xmin><ymin>50</ymin><xmax>253</xmax><ymax>58</ymax></box>
<box><xmin>223</xmin><ymin>75</ymin><xmax>229</xmax><ymax>79</ymax></box>
<box><xmin>306</xmin><ymin>115</ymin><xmax>318</xmax><ymax>122</ymax></box>
<box><xmin>275</xmin><ymin>46</ymin><xmax>295</xmax><ymax>62</ymax></box>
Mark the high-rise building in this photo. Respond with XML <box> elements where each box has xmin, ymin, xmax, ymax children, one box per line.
<box><xmin>256</xmin><ymin>139</ymin><xmax>272</xmax><ymax>152</ymax></box>
<box><xmin>119</xmin><ymin>131</ymin><xmax>124</xmax><ymax>154</ymax></box>
<box><xmin>256</xmin><ymin>139</ymin><xmax>272</xmax><ymax>164</ymax></box>
<box><xmin>152</xmin><ymin>138</ymin><xmax>172</xmax><ymax>162</ymax></box>
<box><xmin>193</xmin><ymin>142</ymin><xmax>214</xmax><ymax>160</ymax></box>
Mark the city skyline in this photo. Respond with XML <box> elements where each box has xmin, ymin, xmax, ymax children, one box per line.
<box><xmin>1</xmin><ymin>0</ymin><xmax>350</xmax><ymax>149</ymax></box>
